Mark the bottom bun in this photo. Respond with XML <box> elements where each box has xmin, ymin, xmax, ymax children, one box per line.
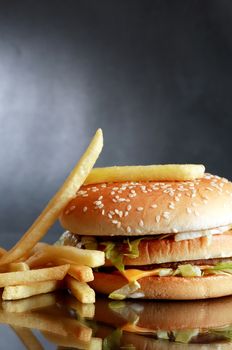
<box><xmin>91</xmin><ymin>272</ymin><xmax>232</xmax><ymax>299</ymax></box>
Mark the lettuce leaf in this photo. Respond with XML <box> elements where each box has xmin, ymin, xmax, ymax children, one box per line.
<box><xmin>109</xmin><ymin>281</ymin><xmax>141</xmax><ymax>300</ymax></box>
<box><xmin>102</xmin><ymin>238</ymin><xmax>142</xmax><ymax>272</ymax></box>
<box><xmin>102</xmin><ymin>242</ymin><xmax>124</xmax><ymax>272</ymax></box>
<box><xmin>124</xmin><ymin>238</ymin><xmax>142</xmax><ymax>259</ymax></box>
<box><xmin>174</xmin><ymin>329</ymin><xmax>199</xmax><ymax>343</ymax></box>
<box><xmin>176</xmin><ymin>264</ymin><xmax>202</xmax><ymax>277</ymax></box>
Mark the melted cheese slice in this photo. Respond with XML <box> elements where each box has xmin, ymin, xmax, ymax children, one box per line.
<box><xmin>122</xmin><ymin>268</ymin><xmax>172</xmax><ymax>282</ymax></box>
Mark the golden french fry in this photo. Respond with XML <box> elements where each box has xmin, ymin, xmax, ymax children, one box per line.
<box><xmin>0</xmin><ymin>129</ymin><xmax>103</xmax><ymax>265</ymax></box>
<box><xmin>68</xmin><ymin>265</ymin><xmax>94</xmax><ymax>282</ymax></box>
<box><xmin>66</xmin><ymin>276</ymin><xmax>95</xmax><ymax>304</ymax></box>
<box><xmin>0</xmin><ymin>310</ymin><xmax>67</xmax><ymax>335</ymax></box>
<box><xmin>85</xmin><ymin>164</ymin><xmax>205</xmax><ymax>184</ymax></box>
<box><xmin>2</xmin><ymin>280</ymin><xmax>61</xmax><ymax>300</ymax></box>
<box><xmin>0</xmin><ymin>264</ymin><xmax>69</xmax><ymax>288</ymax></box>
<box><xmin>11</xmin><ymin>326</ymin><xmax>44</xmax><ymax>350</ymax></box>
<box><xmin>0</xmin><ymin>247</ymin><xmax>6</xmax><ymax>256</ymax></box>
<box><xmin>8</xmin><ymin>262</ymin><xmax>29</xmax><ymax>272</ymax></box>
<box><xmin>2</xmin><ymin>293</ymin><xmax>56</xmax><ymax>313</ymax></box>
<box><xmin>44</xmin><ymin>245</ymin><xmax>104</xmax><ymax>268</ymax></box>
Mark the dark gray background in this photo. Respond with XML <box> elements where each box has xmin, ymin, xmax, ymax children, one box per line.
<box><xmin>0</xmin><ymin>0</ymin><xmax>232</xmax><ymax>248</ymax></box>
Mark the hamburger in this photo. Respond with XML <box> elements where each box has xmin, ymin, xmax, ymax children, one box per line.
<box><xmin>92</xmin><ymin>296</ymin><xmax>232</xmax><ymax>348</ymax></box>
<box><xmin>58</xmin><ymin>172</ymin><xmax>232</xmax><ymax>300</ymax></box>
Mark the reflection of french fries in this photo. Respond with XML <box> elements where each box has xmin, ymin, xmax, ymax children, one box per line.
<box><xmin>63</xmin><ymin>295</ymin><xmax>95</xmax><ymax>319</ymax></box>
<box><xmin>2</xmin><ymin>280</ymin><xmax>61</xmax><ymax>300</ymax></box>
<box><xmin>11</xmin><ymin>326</ymin><xmax>44</xmax><ymax>350</ymax></box>
<box><xmin>0</xmin><ymin>309</ymin><xmax>67</xmax><ymax>335</ymax></box>
<box><xmin>2</xmin><ymin>293</ymin><xmax>56</xmax><ymax>313</ymax></box>
<box><xmin>42</xmin><ymin>331</ymin><xmax>95</xmax><ymax>350</ymax></box>
<box><xmin>66</xmin><ymin>276</ymin><xmax>95</xmax><ymax>304</ymax></box>
<box><xmin>0</xmin><ymin>129</ymin><xmax>103</xmax><ymax>265</ymax></box>
<box><xmin>0</xmin><ymin>264</ymin><xmax>69</xmax><ymax>288</ymax></box>
<box><xmin>63</xmin><ymin>318</ymin><xmax>92</xmax><ymax>342</ymax></box>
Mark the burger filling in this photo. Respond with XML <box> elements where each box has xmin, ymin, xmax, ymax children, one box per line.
<box><xmin>57</xmin><ymin>228</ymin><xmax>232</xmax><ymax>299</ymax></box>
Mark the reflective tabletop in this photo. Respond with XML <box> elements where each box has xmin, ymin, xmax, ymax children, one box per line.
<box><xmin>0</xmin><ymin>292</ymin><xmax>232</xmax><ymax>349</ymax></box>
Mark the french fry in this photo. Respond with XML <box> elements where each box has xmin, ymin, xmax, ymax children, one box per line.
<box><xmin>27</xmin><ymin>245</ymin><xmax>104</xmax><ymax>268</ymax></box>
<box><xmin>2</xmin><ymin>293</ymin><xmax>56</xmax><ymax>312</ymax></box>
<box><xmin>8</xmin><ymin>262</ymin><xmax>29</xmax><ymax>272</ymax></box>
<box><xmin>66</xmin><ymin>276</ymin><xmax>95</xmax><ymax>304</ymax></box>
<box><xmin>0</xmin><ymin>264</ymin><xmax>69</xmax><ymax>288</ymax></box>
<box><xmin>0</xmin><ymin>247</ymin><xmax>6</xmax><ymax>256</ymax></box>
<box><xmin>68</xmin><ymin>265</ymin><xmax>94</xmax><ymax>282</ymax></box>
<box><xmin>85</xmin><ymin>164</ymin><xmax>205</xmax><ymax>184</ymax></box>
<box><xmin>0</xmin><ymin>129</ymin><xmax>103</xmax><ymax>265</ymax></box>
<box><xmin>2</xmin><ymin>280</ymin><xmax>61</xmax><ymax>300</ymax></box>
<box><xmin>11</xmin><ymin>326</ymin><xmax>44</xmax><ymax>350</ymax></box>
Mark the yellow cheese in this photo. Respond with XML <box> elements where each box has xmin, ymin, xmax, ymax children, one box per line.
<box><xmin>122</xmin><ymin>268</ymin><xmax>162</xmax><ymax>282</ymax></box>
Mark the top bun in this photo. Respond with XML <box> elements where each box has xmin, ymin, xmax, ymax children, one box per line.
<box><xmin>59</xmin><ymin>174</ymin><xmax>232</xmax><ymax>236</ymax></box>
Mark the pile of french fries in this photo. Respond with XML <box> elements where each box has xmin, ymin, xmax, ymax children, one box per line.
<box><xmin>0</xmin><ymin>129</ymin><xmax>104</xmax><ymax>304</ymax></box>
<box><xmin>0</xmin><ymin>291</ymin><xmax>101</xmax><ymax>349</ymax></box>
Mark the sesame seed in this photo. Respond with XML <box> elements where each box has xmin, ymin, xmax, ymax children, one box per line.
<box><xmin>172</xmin><ymin>228</ymin><xmax>178</xmax><ymax>233</ymax></box>
<box><xmin>111</xmin><ymin>191</ymin><xmax>115</xmax><ymax>195</ymax></box>
<box><xmin>156</xmin><ymin>215</ymin><xmax>161</xmax><ymax>223</ymax></box>
<box><xmin>124</xmin><ymin>211</ymin><xmax>129</xmax><ymax>217</ymax></box>
<box><xmin>65</xmin><ymin>210</ymin><xmax>70</xmax><ymax>215</ymax></box>
<box><xmin>127</xmin><ymin>205</ymin><xmax>132</xmax><ymax>211</ymax></box>
<box><xmin>139</xmin><ymin>219</ymin><xmax>144</xmax><ymax>227</ymax></box>
<box><xmin>129</xmin><ymin>193</ymin><xmax>136</xmax><ymax>198</ymax></box>
<box><xmin>118</xmin><ymin>198</ymin><xmax>126</xmax><ymax>202</ymax></box>
<box><xmin>98</xmin><ymin>196</ymin><xmax>103</xmax><ymax>200</ymax></box>
<box><xmin>82</xmin><ymin>194</ymin><xmax>88</xmax><ymax>197</ymax></box>
<box><xmin>175</xmin><ymin>196</ymin><xmax>180</xmax><ymax>202</ymax></box>
<box><xmin>113</xmin><ymin>187</ymin><xmax>119</xmax><ymax>190</ymax></box>
<box><xmin>117</xmin><ymin>222</ymin><xmax>121</xmax><ymax>229</ymax></box>
<box><xmin>108</xmin><ymin>213</ymin><xmax>112</xmax><ymax>219</ymax></box>
<box><xmin>98</xmin><ymin>203</ymin><xmax>104</xmax><ymax>209</ymax></box>
<box><xmin>70</xmin><ymin>205</ymin><xmax>76</xmax><ymax>211</ymax></box>
<box><xmin>163</xmin><ymin>212</ymin><xmax>170</xmax><ymax>219</ymax></box>
<box><xmin>102</xmin><ymin>209</ymin><xmax>105</xmax><ymax>215</ymax></box>
<box><xmin>83</xmin><ymin>206</ymin><xmax>88</xmax><ymax>213</ymax></box>
<box><xmin>137</xmin><ymin>207</ymin><xmax>144</xmax><ymax>212</ymax></box>
<box><xmin>127</xmin><ymin>226</ymin><xmax>131</xmax><ymax>233</ymax></box>
<box><xmin>95</xmin><ymin>201</ymin><xmax>102</xmax><ymax>206</ymax></box>
<box><xmin>101</xmin><ymin>184</ymin><xmax>107</xmax><ymax>188</ymax></box>
<box><xmin>112</xmin><ymin>220</ymin><xmax>118</xmax><ymax>225</ymax></box>
<box><xmin>186</xmin><ymin>207</ymin><xmax>192</xmax><ymax>214</ymax></box>
<box><xmin>151</xmin><ymin>204</ymin><xmax>157</xmax><ymax>209</ymax></box>
<box><xmin>168</xmin><ymin>202</ymin><xmax>175</xmax><ymax>209</ymax></box>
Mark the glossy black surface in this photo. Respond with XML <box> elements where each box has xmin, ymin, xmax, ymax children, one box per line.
<box><xmin>0</xmin><ymin>292</ymin><xmax>232</xmax><ymax>349</ymax></box>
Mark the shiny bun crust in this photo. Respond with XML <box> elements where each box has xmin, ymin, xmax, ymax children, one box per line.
<box><xmin>60</xmin><ymin>174</ymin><xmax>232</xmax><ymax>236</ymax></box>
<box><xmin>91</xmin><ymin>272</ymin><xmax>232</xmax><ymax>299</ymax></box>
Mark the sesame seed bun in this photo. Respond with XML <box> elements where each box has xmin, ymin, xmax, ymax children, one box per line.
<box><xmin>60</xmin><ymin>174</ymin><xmax>232</xmax><ymax>236</ymax></box>
<box><xmin>90</xmin><ymin>272</ymin><xmax>232</xmax><ymax>299</ymax></box>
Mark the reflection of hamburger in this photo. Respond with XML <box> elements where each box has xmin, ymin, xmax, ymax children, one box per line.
<box><xmin>93</xmin><ymin>297</ymin><xmax>232</xmax><ymax>348</ymax></box>
<box><xmin>59</xmin><ymin>173</ymin><xmax>232</xmax><ymax>299</ymax></box>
